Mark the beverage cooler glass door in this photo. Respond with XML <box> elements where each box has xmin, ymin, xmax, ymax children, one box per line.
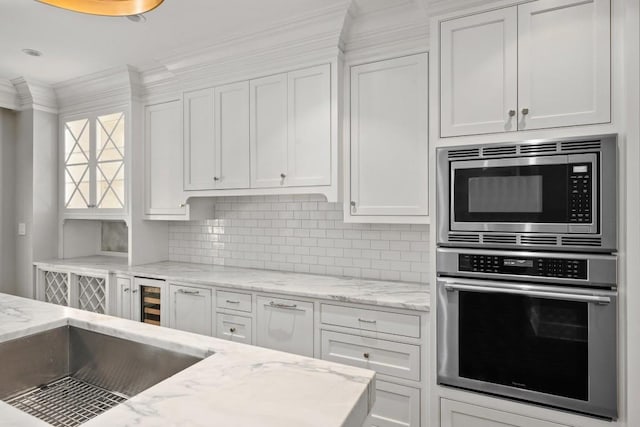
<box><xmin>450</xmin><ymin>154</ymin><xmax>597</xmax><ymax>234</ymax></box>
<box><xmin>437</xmin><ymin>277</ymin><xmax>617</xmax><ymax>419</ymax></box>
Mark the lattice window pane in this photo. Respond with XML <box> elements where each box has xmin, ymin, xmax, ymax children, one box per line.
<box><xmin>64</xmin><ymin>118</ymin><xmax>91</xmax><ymax>209</ymax></box>
<box><xmin>96</xmin><ymin>112</ymin><xmax>125</xmax><ymax>209</ymax></box>
<box><xmin>44</xmin><ymin>271</ymin><xmax>69</xmax><ymax>306</ymax></box>
<box><xmin>78</xmin><ymin>276</ymin><xmax>106</xmax><ymax>314</ymax></box>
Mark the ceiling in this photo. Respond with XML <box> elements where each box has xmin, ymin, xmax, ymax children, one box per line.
<box><xmin>0</xmin><ymin>0</ymin><xmax>349</xmax><ymax>85</ymax></box>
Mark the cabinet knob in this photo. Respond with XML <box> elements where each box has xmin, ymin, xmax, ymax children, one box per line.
<box><xmin>350</xmin><ymin>201</ymin><xmax>356</xmax><ymax>207</ymax></box>
<box><xmin>132</xmin><ymin>289</ymin><xmax>138</xmax><ymax>294</ymax></box>
<box><xmin>123</xmin><ymin>288</ymin><xmax>130</xmax><ymax>293</ymax></box>
<box><xmin>213</xmin><ymin>176</ymin><xmax>220</xmax><ymax>181</ymax></box>
<box><xmin>86</xmin><ymin>204</ymin><xmax>96</xmax><ymax>208</ymax></box>
<box><xmin>179</xmin><ymin>203</ymin><xmax>186</xmax><ymax>208</ymax></box>
<box><xmin>229</xmin><ymin>327</ymin><xmax>236</xmax><ymax>333</ymax></box>
<box><xmin>363</xmin><ymin>352</ymin><xmax>370</xmax><ymax>360</ymax></box>
<box><xmin>522</xmin><ymin>108</ymin><xmax>529</xmax><ymax>116</ymax></box>
<box><xmin>508</xmin><ymin>110</ymin><xmax>516</xmax><ymax>117</ymax></box>
<box><xmin>280</xmin><ymin>173</ymin><xmax>286</xmax><ymax>179</ymax></box>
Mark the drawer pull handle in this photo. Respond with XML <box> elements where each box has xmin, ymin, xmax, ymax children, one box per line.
<box><xmin>229</xmin><ymin>327</ymin><xmax>236</xmax><ymax>333</ymax></box>
<box><xmin>123</xmin><ymin>288</ymin><xmax>130</xmax><ymax>293</ymax></box>
<box><xmin>268</xmin><ymin>301</ymin><xmax>302</xmax><ymax>311</ymax></box>
<box><xmin>358</xmin><ymin>318</ymin><xmax>377</xmax><ymax>324</ymax></box>
<box><xmin>363</xmin><ymin>352</ymin><xmax>370</xmax><ymax>359</ymax></box>
<box><xmin>178</xmin><ymin>289</ymin><xmax>200</xmax><ymax>295</ymax></box>
<box><xmin>132</xmin><ymin>289</ymin><xmax>138</xmax><ymax>294</ymax></box>
<box><xmin>226</xmin><ymin>299</ymin><xmax>240</xmax><ymax>304</ymax></box>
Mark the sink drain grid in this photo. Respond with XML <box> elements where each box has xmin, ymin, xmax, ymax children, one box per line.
<box><xmin>4</xmin><ymin>376</ymin><xmax>128</xmax><ymax>426</ymax></box>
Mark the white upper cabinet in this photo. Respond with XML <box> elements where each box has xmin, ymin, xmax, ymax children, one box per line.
<box><xmin>215</xmin><ymin>81</ymin><xmax>251</xmax><ymax>189</ymax></box>
<box><xmin>183</xmin><ymin>83</ymin><xmax>250</xmax><ymax>191</ymax></box>
<box><xmin>517</xmin><ymin>0</ymin><xmax>610</xmax><ymax>130</ymax></box>
<box><xmin>286</xmin><ymin>64</ymin><xmax>331</xmax><ymax>187</ymax></box>
<box><xmin>62</xmin><ymin>110</ymin><xmax>127</xmax><ymax>217</ymax></box>
<box><xmin>250</xmin><ymin>73</ymin><xmax>288</xmax><ymax>188</ymax></box>
<box><xmin>348</xmin><ymin>54</ymin><xmax>429</xmax><ymax>221</ymax></box>
<box><xmin>144</xmin><ymin>100</ymin><xmax>186</xmax><ymax>216</ymax></box>
<box><xmin>439</xmin><ymin>0</ymin><xmax>610</xmax><ymax>137</ymax></box>
<box><xmin>183</xmin><ymin>88</ymin><xmax>215</xmax><ymax>190</ymax></box>
<box><xmin>440</xmin><ymin>8</ymin><xmax>518</xmax><ymax>137</ymax></box>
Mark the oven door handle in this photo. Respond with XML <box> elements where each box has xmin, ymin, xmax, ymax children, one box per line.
<box><xmin>444</xmin><ymin>283</ymin><xmax>611</xmax><ymax>304</ymax></box>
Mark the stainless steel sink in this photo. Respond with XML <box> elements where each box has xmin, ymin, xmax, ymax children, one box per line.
<box><xmin>0</xmin><ymin>326</ymin><xmax>205</xmax><ymax>426</ymax></box>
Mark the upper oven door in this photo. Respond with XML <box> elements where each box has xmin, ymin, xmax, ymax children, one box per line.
<box><xmin>450</xmin><ymin>154</ymin><xmax>598</xmax><ymax>234</ymax></box>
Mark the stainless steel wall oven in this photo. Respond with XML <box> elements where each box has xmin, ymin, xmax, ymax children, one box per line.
<box><xmin>435</xmin><ymin>135</ymin><xmax>618</xmax><ymax>420</ymax></box>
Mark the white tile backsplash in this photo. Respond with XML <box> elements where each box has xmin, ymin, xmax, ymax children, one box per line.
<box><xmin>168</xmin><ymin>194</ymin><xmax>429</xmax><ymax>283</ymax></box>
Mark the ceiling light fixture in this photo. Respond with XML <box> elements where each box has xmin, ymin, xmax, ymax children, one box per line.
<box><xmin>36</xmin><ymin>0</ymin><xmax>163</xmax><ymax>17</ymax></box>
<box><xmin>22</xmin><ymin>48</ymin><xmax>43</xmax><ymax>57</ymax></box>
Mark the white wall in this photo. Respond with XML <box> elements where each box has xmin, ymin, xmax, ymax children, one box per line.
<box><xmin>0</xmin><ymin>108</ymin><xmax>16</xmax><ymax>294</ymax></box>
<box><xmin>14</xmin><ymin>108</ymin><xmax>58</xmax><ymax>298</ymax></box>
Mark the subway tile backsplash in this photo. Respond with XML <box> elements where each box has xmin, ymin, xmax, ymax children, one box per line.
<box><xmin>168</xmin><ymin>194</ymin><xmax>429</xmax><ymax>283</ymax></box>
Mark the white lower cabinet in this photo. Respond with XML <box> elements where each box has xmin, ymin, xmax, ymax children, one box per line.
<box><xmin>216</xmin><ymin>313</ymin><xmax>252</xmax><ymax>344</ymax></box>
<box><xmin>116</xmin><ymin>276</ymin><xmax>134</xmax><ymax>320</ymax></box>
<box><xmin>169</xmin><ymin>284</ymin><xmax>212</xmax><ymax>335</ymax></box>
<box><xmin>256</xmin><ymin>295</ymin><xmax>314</xmax><ymax>357</ymax></box>
<box><xmin>35</xmin><ymin>268</ymin><xmax>110</xmax><ymax>315</ymax></box>
<box><xmin>321</xmin><ymin>330</ymin><xmax>420</xmax><ymax>381</ymax></box>
<box><xmin>441</xmin><ymin>400</ymin><xmax>571</xmax><ymax>427</ymax></box>
<box><xmin>365</xmin><ymin>381</ymin><xmax>420</xmax><ymax>427</ymax></box>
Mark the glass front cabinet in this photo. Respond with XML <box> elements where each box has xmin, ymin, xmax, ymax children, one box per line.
<box><xmin>61</xmin><ymin>109</ymin><xmax>127</xmax><ymax>218</ymax></box>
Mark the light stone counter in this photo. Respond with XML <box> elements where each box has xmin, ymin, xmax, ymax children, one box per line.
<box><xmin>0</xmin><ymin>293</ymin><xmax>375</xmax><ymax>427</ymax></box>
<box><xmin>34</xmin><ymin>256</ymin><xmax>430</xmax><ymax>311</ymax></box>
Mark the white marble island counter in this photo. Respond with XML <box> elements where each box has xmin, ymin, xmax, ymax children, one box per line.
<box><xmin>0</xmin><ymin>293</ymin><xmax>375</xmax><ymax>427</ymax></box>
<box><xmin>34</xmin><ymin>256</ymin><xmax>430</xmax><ymax>311</ymax></box>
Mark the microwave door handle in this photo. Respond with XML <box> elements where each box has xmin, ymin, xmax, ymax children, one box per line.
<box><xmin>444</xmin><ymin>283</ymin><xmax>611</xmax><ymax>305</ymax></box>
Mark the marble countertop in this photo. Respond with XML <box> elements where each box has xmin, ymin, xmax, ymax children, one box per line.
<box><xmin>34</xmin><ymin>256</ymin><xmax>430</xmax><ymax>311</ymax></box>
<box><xmin>0</xmin><ymin>294</ymin><xmax>375</xmax><ymax>427</ymax></box>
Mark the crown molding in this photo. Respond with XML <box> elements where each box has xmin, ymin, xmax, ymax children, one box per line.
<box><xmin>427</xmin><ymin>0</ymin><xmax>519</xmax><ymax>17</ymax></box>
<box><xmin>0</xmin><ymin>79</ymin><xmax>18</xmax><ymax>111</ymax></box>
<box><xmin>54</xmin><ymin>65</ymin><xmax>142</xmax><ymax>114</ymax></box>
<box><xmin>9</xmin><ymin>78</ymin><xmax>58</xmax><ymax>113</ymax></box>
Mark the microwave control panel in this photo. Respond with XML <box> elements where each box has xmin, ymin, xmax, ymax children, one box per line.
<box><xmin>458</xmin><ymin>254</ymin><xmax>587</xmax><ymax>280</ymax></box>
<box><xmin>569</xmin><ymin>164</ymin><xmax>592</xmax><ymax>223</ymax></box>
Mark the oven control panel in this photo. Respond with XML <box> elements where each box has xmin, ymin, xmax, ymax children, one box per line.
<box><xmin>458</xmin><ymin>254</ymin><xmax>587</xmax><ymax>279</ymax></box>
<box><xmin>568</xmin><ymin>163</ymin><xmax>592</xmax><ymax>223</ymax></box>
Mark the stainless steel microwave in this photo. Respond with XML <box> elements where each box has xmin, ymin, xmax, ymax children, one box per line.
<box><xmin>436</xmin><ymin>135</ymin><xmax>617</xmax><ymax>252</ymax></box>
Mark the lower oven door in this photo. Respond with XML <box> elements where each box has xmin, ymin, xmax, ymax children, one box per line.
<box><xmin>437</xmin><ymin>277</ymin><xmax>617</xmax><ymax>419</ymax></box>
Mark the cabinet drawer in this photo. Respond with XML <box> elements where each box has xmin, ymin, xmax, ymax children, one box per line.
<box><xmin>321</xmin><ymin>304</ymin><xmax>420</xmax><ymax>338</ymax></box>
<box><xmin>256</xmin><ymin>296</ymin><xmax>314</xmax><ymax>357</ymax></box>
<box><xmin>441</xmin><ymin>399</ymin><xmax>571</xmax><ymax>427</ymax></box>
<box><xmin>216</xmin><ymin>313</ymin><xmax>252</xmax><ymax>345</ymax></box>
<box><xmin>321</xmin><ymin>330</ymin><xmax>420</xmax><ymax>381</ymax></box>
<box><xmin>217</xmin><ymin>290</ymin><xmax>252</xmax><ymax>312</ymax></box>
<box><xmin>365</xmin><ymin>381</ymin><xmax>420</xmax><ymax>427</ymax></box>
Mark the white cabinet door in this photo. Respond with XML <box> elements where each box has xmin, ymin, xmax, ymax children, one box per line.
<box><xmin>364</xmin><ymin>381</ymin><xmax>420</xmax><ymax>427</ymax></box>
<box><xmin>517</xmin><ymin>0</ymin><xmax>610</xmax><ymax>130</ymax></box>
<box><xmin>350</xmin><ymin>54</ymin><xmax>428</xmax><ymax>216</ymax></box>
<box><xmin>440</xmin><ymin>7</ymin><xmax>518</xmax><ymax>137</ymax></box>
<box><xmin>215</xmin><ymin>81</ymin><xmax>250</xmax><ymax>189</ymax></box>
<box><xmin>116</xmin><ymin>277</ymin><xmax>132</xmax><ymax>320</ymax></box>
<box><xmin>169</xmin><ymin>284</ymin><xmax>212</xmax><ymax>336</ymax></box>
<box><xmin>183</xmin><ymin>88</ymin><xmax>215</xmax><ymax>190</ymax></box>
<box><xmin>256</xmin><ymin>296</ymin><xmax>314</xmax><ymax>357</ymax></box>
<box><xmin>441</xmin><ymin>399</ymin><xmax>571</xmax><ymax>427</ymax></box>
<box><xmin>287</xmin><ymin>64</ymin><xmax>331</xmax><ymax>187</ymax></box>
<box><xmin>250</xmin><ymin>74</ymin><xmax>288</xmax><ymax>188</ymax></box>
<box><xmin>144</xmin><ymin>100</ymin><xmax>186</xmax><ymax>215</ymax></box>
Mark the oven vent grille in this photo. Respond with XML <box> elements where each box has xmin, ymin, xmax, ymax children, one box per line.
<box><xmin>520</xmin><ymin>235</ymin><xmax>559</xmax><ymax>246</ymax></box>
<box><xmin>560</xmin><ymin>140</ymin><xmax>601</xmax><ymax>151</ymax></box>
<box><xmin>482</xmin><ymin>145</ymin><xmax>517</xmax><ymax>157</ymax></box>
<box><xmin>448</xmin><ymin>233</ymin><xmax>480</xmax><ymax>243</ymax></box>
<box><xmin>482</xmin><ymin>234</ymin><xmax>517</xmax><ymax>244</ymax></box>
<box><xmin>561</xmin><ymin>236</ymin><xmax>602</xmax><ymax>247</ymax></box>
<box><xmin>448</xmin><ymin>148</ymin><xmax>480</xmax><ymax>159</ymax></box>
<box><xmin>519</xmin><ymin>143</ymin><xmax>558</xmax><ymax>154</ymax></box>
